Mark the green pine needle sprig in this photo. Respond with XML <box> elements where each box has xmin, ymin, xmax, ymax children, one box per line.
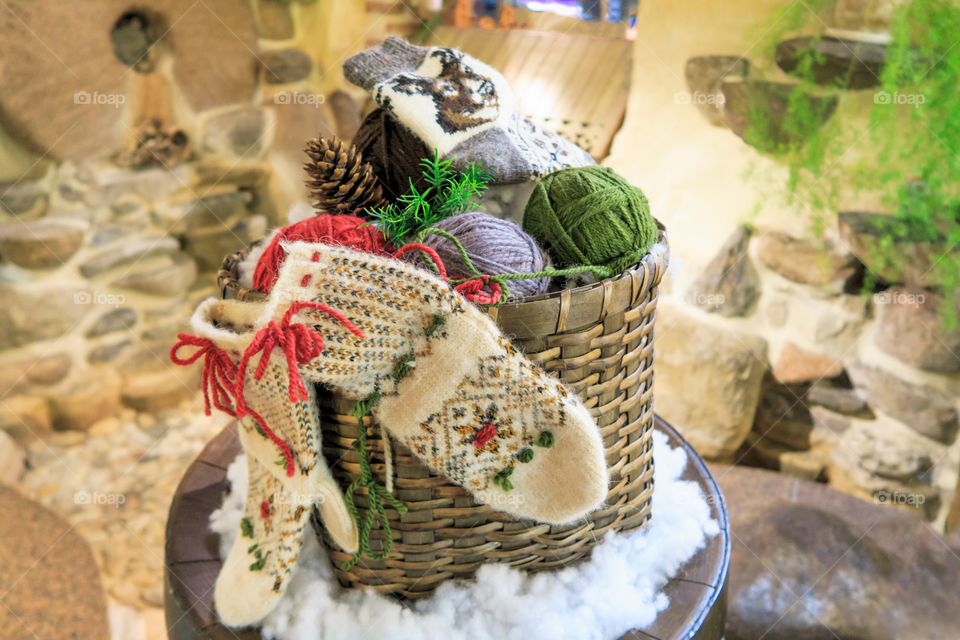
<box><xmin>365</xmin><ymin>150</ymin><xmax>491</xmax><ymax>246</ymax></box>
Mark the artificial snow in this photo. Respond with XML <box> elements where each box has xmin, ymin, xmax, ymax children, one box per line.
<box><xmin>210</xmin><ymin>429</ymin><xmax>719</xmax><ymax>640</ymax></box>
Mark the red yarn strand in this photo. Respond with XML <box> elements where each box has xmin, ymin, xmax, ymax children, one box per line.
<box><xmin>235</xmin><ymin>301</ymin><xmax>365</xmax><ymax>477</ymax></box>
<box><xmin>170</xmin><ymin>334</ymin><xmax>238</xmax><ymax>417</ymax></box>
<box><xmin>253</xmin><ymin>215</ymin><xmax>394</xmax><ymax>293</ymax></box>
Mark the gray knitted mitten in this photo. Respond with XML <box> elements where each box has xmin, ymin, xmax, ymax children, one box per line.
<box><xmin>343</xmin><ymin>37</ymin><xmax>595</xmax><ymax>184</ymax></box>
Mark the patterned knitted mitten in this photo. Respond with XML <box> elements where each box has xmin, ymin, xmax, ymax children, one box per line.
<box><xmin>262</xmin><ymin>242</ymin><xmax>608</xmax><ymax>524</ymax></box>
<box><xmin>213</xmin><ymin>442</ymin><xmax>313</xmax><ymax>628</ymax></box>
<box><xmin>343</xmin><ymin>37</ymin><xmax>595</xmax><ymax>184</ymax></box>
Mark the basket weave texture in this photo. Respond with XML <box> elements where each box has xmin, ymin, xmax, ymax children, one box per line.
<box><xmin>217</xmin><ymin>232</ymin><xmax>667</xmax><ymax>598</ymax></box>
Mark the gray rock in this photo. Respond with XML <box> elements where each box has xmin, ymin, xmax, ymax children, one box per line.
<box><xmin>89</xmin><ymin>224</ymin><xmax>138</xmax><ymax>247</ymax></box>
<box><xmin>0</xmin><ymin>183</ymin><xmax>47</xmax><ymax>217</ymax></box>
<box><xmin>686</xmin><ymin>225</ymin><xmax>759</xmax><ymax>317</ymax></box>
<box><xmin>202</xmin><ymin>107</ymin><xmax>266</xmax><ymax>158</ymax></box>
<box><xmin>810</xmin><ymin>406</ymin><xmax>852</xmax><ymax>438</ymax></box>
<box><xmin>653</xmin><ymin>302</ymin><xmax>768</xmax><ymax>458</ymax></box>
<box><xmin>722</xmin><ymin>81</ymin><xmax>838</xmax><ymax>152</ymax></box>
<box><xmin>838</xmin><ymin>424</ymin><xmax>934</xmax><ymax>482</ymax></box>
<box><xmin>0</xmin><ymin>353</ymin><xmax>72</xmax><ymax>395</ymax></box>
<box><xmin>719</xmin><ymin>466</ymin><xmax>960</xmax><ymax>640</ymax></box>
<box><xmin>108</xmin><ymin>193</ymin><xmax>152</xmax><ymax>222</ymax></box>
<box><xmin>26</xmin><ymin>353</ymin><xmax>72</xmax><ymax>386</ymax></box>
<box><xmin>752</xmin><ymin>383</ymin><xmax>814</xmax><ymax>450</ymax></box>
<box><xmin>78</xmin><ymin>237</ymin><xmax>179</xmax><ymax>277</ymax></box>
<box><xmin>776</xmin><ymin>36</ymin><xmax>886</xmax><ymax>89</ymax></box>
<box><xmin>838</xmin><ymin>211</ymin><xmax>943</xmax><ymax>288</ymax></box>
<box><xmin>261</xmin><ymin>48</ymin><xmax>313</xmax><ymax>83</ymax></box>
<box><xmin>755</xmin><ymin>230</ymin><xmax>857</xmax><ymax>289</ymax></box>
<box><xmin>112</xmin><ymin>254</ymin><xmax>197</xmax><ymax>297</ymax></box>
<box><xmin>169</xmin><ymin>190</ymin><xmax>251</xmax><ymax>234</ymax></box>
<box><xmin>684</xmin><ymin>56</ymin><xmax>750</xmax><ymax>126</ymax></box>
<box><xmin>0</xmin><ymin>218</ymin><xmax>87</xmax><ymax>269</ymax></box>
<box><xmin>806</xmin><ymin>381</ymin><xmax>871</xmax><ymax>416</ymax></box>
<box><xmin>846</xmin><ymin>361</ymin><xmax>958</xmax><ymax>443</ymax></box>
<box><xmin>874</xmin><ymin>286</ymin><xmax>960</xmax><ymax>373</ymax></box>
<box><xmin>88</xmin><ymin>340</ymin><xmax>132</xmax><ymax>364</ymax></box>
<box><xmin>0</xmin><ymin>285</ymin><xmax>91</xmax><ymax>349</ymax></box>
<box><xmin>86</xmin><ymin>308</ymin><xmax>138</xmax><ymax>338</ymax></box>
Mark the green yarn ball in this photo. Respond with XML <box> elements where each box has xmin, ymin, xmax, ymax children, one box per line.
<box><xmin>522</xmin><ymin>166</ymin><xmax>658</xmax><ymax>275</ymax></box>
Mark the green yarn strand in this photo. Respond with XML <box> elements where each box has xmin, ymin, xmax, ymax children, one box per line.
<box><xmin>340</xmin><ymin>398</ymin><xmax>408</xmax><ymax>571</ymax></box>
<box><xmin>417</xmin><ymin>226</ymin><xmax>620</xmax><ymax>303</ymax></box>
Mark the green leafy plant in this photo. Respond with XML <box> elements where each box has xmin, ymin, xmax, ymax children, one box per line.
<box><xmin>365</xmin><ymin>151</ymin><xmax>491</xmax><ymax>245</ymax></box>
<box><xmin>745</xmin><ymin>0</ymin><xmax>960</xmax><ymax>326</ymax></box>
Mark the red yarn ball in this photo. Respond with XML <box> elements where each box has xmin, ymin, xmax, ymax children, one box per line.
<box><xmin>252</xmin><ymin>215</ymin><xmax>394</xmax><ymax>293</ymax></box>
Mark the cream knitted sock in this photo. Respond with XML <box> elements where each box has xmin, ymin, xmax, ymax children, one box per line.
<box><xmin>263</xmin><ymin>242</ymin><xmax>608</xmax><ymax>524</ymax></box>
<box><xmin>213</xmin><ymin>443</ymin><xmax>313</xmax><ymax>628</ymax></box>
<box><xmin>185</xmin><ymin>298</ymin><xmax>359</xmax><ymax>553</ymax></box>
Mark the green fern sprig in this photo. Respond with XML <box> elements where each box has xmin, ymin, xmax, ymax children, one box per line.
<box><xmin>365</xmin><ymin>150</ymin><xmax>491</xmax><ymax>246</ymax></box>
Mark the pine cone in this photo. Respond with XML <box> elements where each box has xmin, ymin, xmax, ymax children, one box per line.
<box><xmin>304</xmin><ymin>136</ymin><xmax>387</xmax><ymax>214</ymax></box>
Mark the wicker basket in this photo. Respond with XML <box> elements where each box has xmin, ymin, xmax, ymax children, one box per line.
<box><xmin>218</xmin><ymin>231</ymin><xmax>667</xmax><ymax>598</ymax></box>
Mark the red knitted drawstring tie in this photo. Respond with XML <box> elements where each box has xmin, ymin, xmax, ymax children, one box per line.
<box><xmin>170</xmin><ymin>334</ymin><xmax>238</xmax><ymax>417</ymax></box>
<box><xmin>454</xmin><ymin>275</ymin><xmax>502</xmax><ymax>305</ymax></box>
<box><xmin>395</xmin><ymin>242</ymin><xmax>504</xmax><ymax>304</ymax></box>
<box><xmin>236</xmin><ymin>301</ymin><xmax>365</xmax><ymax>477</ymax></box>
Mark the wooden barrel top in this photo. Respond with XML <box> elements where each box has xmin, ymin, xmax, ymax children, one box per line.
<box><xmin>164</xmin><ymin>416</ymin><xmax>730</xmax><ymax>640</ymax></box>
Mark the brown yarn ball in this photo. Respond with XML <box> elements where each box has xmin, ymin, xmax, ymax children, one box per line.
<box><xmin>353</xmin><ymin>108</ymin><xmax>432</xmax><ymax>201</ymax></box>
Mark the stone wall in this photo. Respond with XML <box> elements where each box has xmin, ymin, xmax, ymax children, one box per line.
<box><xmin>605</xmin><ymin>0</ymin><xmax>959</xmax><ymax>529</ymax></box>
<box><xmin>0</xmin><ymin>0</ymin><xmax>428</xmax><ymax>439</ymax></box>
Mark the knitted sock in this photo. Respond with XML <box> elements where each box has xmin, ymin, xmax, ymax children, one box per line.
<box><xmin>262</xmin><ymin>242</ymin><xmax>608</xmax><ymax>524</ymax></box>
<box><xmin>213</xmin><ymin>444</ymin><xmax>313</xmax><ymax>628</ymax></box>
<box><xmin>343</xmin><ymin>37</ymin><xmax>595</xmax><ymax>184</ymax></box>
<box><xmin>182</xmin><ymin>299</ymin><xmax>359</xmax><ymax>550</ymax></box>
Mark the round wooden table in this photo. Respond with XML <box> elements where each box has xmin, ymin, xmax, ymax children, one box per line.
<box><xmin>164</xmin><ymin>416</ymin><xmax>730</xmax><ymax>640</ymax></box>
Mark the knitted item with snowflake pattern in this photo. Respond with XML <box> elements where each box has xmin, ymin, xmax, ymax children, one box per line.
<box><xmin>343</xmin><ymin>37</ymin><xmax>595</xmax><ymax>184</ymax></box>
<box><xmin>262</xmin><ymin>242</ymin><xmax>608</xmax><ymax>524</ymax></box>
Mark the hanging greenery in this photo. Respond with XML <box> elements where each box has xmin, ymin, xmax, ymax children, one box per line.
<box><xmin>746</xmin><ymin>0</ymin><xmax>960</xmax><ymax>326</ymax></box>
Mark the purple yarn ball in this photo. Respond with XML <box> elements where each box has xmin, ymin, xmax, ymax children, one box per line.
<box><xmin>408</xmin><ymin>212</ymin><xmax>552</xmax><ymax>299</ymax></box>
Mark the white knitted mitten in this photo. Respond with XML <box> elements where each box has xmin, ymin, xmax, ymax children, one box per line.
<box><xmin>263</xmin><ymin>242</ymin><xmax>608</xmax><ymax>524</ymax></box>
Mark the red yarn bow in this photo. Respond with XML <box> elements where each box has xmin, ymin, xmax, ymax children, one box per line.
<box><xmin>454</xmin><ymin>275</ymin><xmax>503</xmax><ymax>305</ymax></box>
<box><xmin>236</xmin><ymin>301</ymin><xmax>364</xmax><ymax>477</ymax></box>
<box><xmin>394</xmin><ymin>243</ymin><xmax>504</xmax><ymax>304</ymax></box>
<box><xmin>170</xmin><ymin>334</ymin><xmax>238</xmax><ymax>417</ymax></box>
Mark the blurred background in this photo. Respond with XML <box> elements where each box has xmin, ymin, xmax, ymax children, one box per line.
<box><xmin>0</xmin><ymin>0</ymin><xmax>958</xmax><ymax>638</ymax></box>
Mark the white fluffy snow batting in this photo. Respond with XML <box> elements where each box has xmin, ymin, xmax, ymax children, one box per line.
<box><xmin>210</xmin><ymin>430</ymin><xmax>720</xmax><ymax>640</ymax></box>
